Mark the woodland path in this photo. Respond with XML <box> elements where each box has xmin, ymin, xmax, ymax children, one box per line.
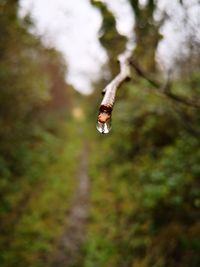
<box><xmin>51</xmin><ymin>142</ymin><xmax>90</xmax><ymax>267</ymax></box>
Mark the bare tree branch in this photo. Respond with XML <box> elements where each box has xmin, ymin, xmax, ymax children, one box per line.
<box><xmin>129</xmin><ymin>59</ymin><xmax>160</xmax><ymax>88</ymax></box>
<box><xmin>97</xmin><ymin>50</ymin><xmax>132</xmax><ymax>124</ymax></box>
<box><xmin>129</xmin><ymin>59</ymin><xmax>200</xmax><ymax>109</ymax></box>
<box><xmin>101</xmin><ymin>51</ymin><xmax>131</xmax><ymax>104</ymax></box>
<box><xmin>164</xmin><ymin>91</ymin><xmax>200</xmax><ymax>108</ymax></box>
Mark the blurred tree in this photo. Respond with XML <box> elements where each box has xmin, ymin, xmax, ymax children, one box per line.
<box><xmin>129</xmin><ymin>0</ymin><xmax>161</xmax><ymax>72</ymax></box>
<box><xmin>0</xmin><ymin>0</ymin><xmax>72</xmax><ymax>222</ymax></box>
<box><xmin>91</xmin><ymin>0</ymin><xmax>127</xmax><ymax>77</ymax></box>
<box><xmin>0</xmin><ymin>0</ymin><xmax>70</xmax><ymax>163</ymax></box>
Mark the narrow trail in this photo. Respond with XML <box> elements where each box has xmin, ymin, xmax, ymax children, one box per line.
<box><xmin>51</xmin><ymin>142</ymin><xmax>90</xmax><ymax>267</ymax></box>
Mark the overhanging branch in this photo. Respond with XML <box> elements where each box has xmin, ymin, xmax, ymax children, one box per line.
<box><xmin>97</xmin><ymin>52</ymin><xmax>200</xmax><ymax>134</ymax></box>
<box><xmin>100</xmin><ymin>50</ymin><xmax>132</xmax><ymax>108</ymax></box>
<box><xmin>96</xmin><ymin>50</ymin><xmax>132</xmax><ymax>134</ymax></box>
<box><xmin>129</xmin><ymin>59</ymin><xmax>200</xmax><ymax>109</ymax></box>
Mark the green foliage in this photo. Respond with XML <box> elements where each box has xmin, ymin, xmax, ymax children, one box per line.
<box><xmin>83</xmin><ymin>1</ymin><xmax>200</xmax><ymax>266</ymax></box>
<box><xmin>0</xmin><ymin>2</ymin><xmax>76</xmax><ymax>266</ymax></box>
<box><xmin>0</xmin><ymin>0</ymin><xmax>72</xmax><ymax>209</ymax></box>
<box><xmin>84</xmin><ymin>81</ymin><xmax>200</xmax><ymax>267</ymax></box>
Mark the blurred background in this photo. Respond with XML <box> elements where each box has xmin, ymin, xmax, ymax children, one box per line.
<box><xmin>0</xmin><ymin>0</ymin><xmax>200</xmax><ymax>267</ymax></box>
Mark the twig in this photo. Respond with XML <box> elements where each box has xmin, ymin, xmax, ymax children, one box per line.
<box><xmin>165</xmin><ymin>91</ymin><xmax>200</xmax><ymax>108</ymax></box>
<box><xmin>129</xmin><ymin>59</ymin><xmax>160</xmax><ymax>88</ymax></box>
<box><xmin>99</xmin><ymin>50</ymin><xmax>132</xmax><ymax>116</ymax></box>
<box><xmin>96</xmin><ymin>50</ymin><xmax>132</xmax><ymax>133</ymax></box>
<box><xmin>129</xmin><ymin>59</ymin><xmax>200</xmax><ymax>109</ymax></box>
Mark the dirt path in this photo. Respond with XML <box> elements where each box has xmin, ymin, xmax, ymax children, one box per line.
<box><xmin>51</xmin><ymin>143</ymin><xmax>90</xmax><ymax>267</ymax></box>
